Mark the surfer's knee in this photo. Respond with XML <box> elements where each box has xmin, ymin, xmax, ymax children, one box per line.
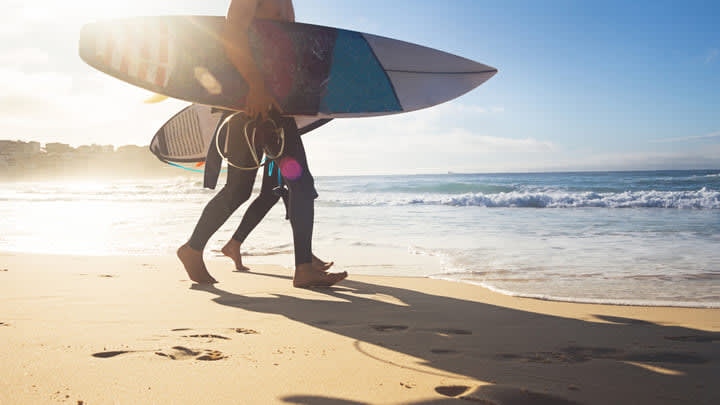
<box><xmin>260</xmin><ymin>190</ymin><xmax>281</xmax><ymax>206</ymax></box>
<box><xmin>230</xmin><ymin>187</ymin><xmax>252</xmax><ymax>207</ymax></box>
<box><xmin>216</xmin><ymin>184</ymin><xmax>252</xmax><ymax>210</ymax></box>
<box><xmin>252</xmin><ymin>191</ymin><xmax>280</xmax><ymax>211</ymax></box>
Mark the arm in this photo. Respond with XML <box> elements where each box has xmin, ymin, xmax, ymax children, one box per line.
<box><xmin>224</xmin><ymin>0</ymin><xmax>282</xmax><ymax>117</ymax></box>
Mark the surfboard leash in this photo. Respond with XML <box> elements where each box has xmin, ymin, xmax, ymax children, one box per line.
<box><xmin>215</xmin><ymin>111</ymin><xmax>286</xmax><ymax>170</ymax></box>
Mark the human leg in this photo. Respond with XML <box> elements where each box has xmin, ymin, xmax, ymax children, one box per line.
<box><xmin>222</xmin><ymin>158</ymin><xmax>334</xmax><ymax>272</ymax></box>
<box><xmin>276</xmin><ymin>118</ymin><xmax>346</xmax><ymax>287</ymax></box>
<box><xmin>178</xmin><ymin>110</ymin><xmax>263</xmax><ymax>284</ymax></box>
<box><xmin>222</xmin><ymin>163</ymin><xmax>280</xmax><ymax>270</ymax></box>
<box><xmin>179</xmin><ymin>165</ymin><xmax>257</xmax><ymax>283</ymax></box>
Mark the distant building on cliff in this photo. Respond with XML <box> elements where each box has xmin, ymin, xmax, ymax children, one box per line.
<box><xmin>76</xmin><ymin>144</ymin><xmax>114</xmax><ymax>154</ymax></box>
<box><xmin>0</xmin><ymin>140</ymin><xmax>41</xmax><ymax>155</ymax></box>
<box><xmin>0</xmin><ymin>140</ymin><xmax>42</xmax><ymax>168</ymax></box>
<box><xmin>44</xmin><ymin>142</ymin><xmax>73</xmax><ymax>155</ymax></box>
<box><xmin>1</xmin><ymin>139</ymin><xmax>168</xmax><ymax>179</ymax></box>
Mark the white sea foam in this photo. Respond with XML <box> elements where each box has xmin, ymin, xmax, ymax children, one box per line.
<box><xmin>320</xmin><ymin>188</ymin><xmax>720</xmax><ymax>209</ymax></box>
<box><xmin>429</xmin><ymin>275</ymin><xmax>720</xmax><ymax>308</ymax></box>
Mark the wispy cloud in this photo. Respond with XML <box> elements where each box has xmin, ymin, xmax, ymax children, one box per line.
<box><xmin>302</xmin><ymin>106</ymin><xmax>553</xmax><ymax>175</ymax></box>
<box><xmin>0</xmin><ymin>67</ymin><xmax>186</xmax><ymax>145</ymax></box>
<box><xmin>650</xmin><ymin>131</ymin><xmax>720</xmax><ymax>143</ymax></box>
<box><xmin>706</xmin><ymin>48</ymin><xmax>720</xmax><ymax>64</ymax></box>
<box><xmin>546</xmin><ymin>147</ymin><xmax>720</xmax><ymax>172</ymax></box>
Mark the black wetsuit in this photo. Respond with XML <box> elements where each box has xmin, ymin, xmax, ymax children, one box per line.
<box><xmin>231</xmin><ymin>160</ymin><xmax>285</xmax><ymax>244</ymax></box>
<box><xmin>187</xmin><ymin>112</ymin><xmax>317</xmax><ymax>266</ymax></box>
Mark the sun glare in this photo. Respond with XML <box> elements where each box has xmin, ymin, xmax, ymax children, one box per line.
<box><xmin>24</xmin><ymin>1</ymin><xmax>154</xmax><ymax>22</ymax></box>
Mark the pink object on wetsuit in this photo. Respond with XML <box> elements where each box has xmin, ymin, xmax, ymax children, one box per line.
<box><xmin>279</xmin><ymin>156</ymin><xmax>303</xmax><ymax>181</ymax></box>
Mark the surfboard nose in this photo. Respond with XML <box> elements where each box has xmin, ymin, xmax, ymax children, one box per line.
<box><xmin>363</xmin><ymin>33</ymin><xmax>496</xmax><ymax>74</ymax></box>
<box><xmin>78</xmin><ymin>23</ymin><xmax>98</xmax><ymax>66</ymax></box>
<box><xmin>361</xmin><ymin>33</ymin><xmax>498</xmax><ymax>113</ymax></box>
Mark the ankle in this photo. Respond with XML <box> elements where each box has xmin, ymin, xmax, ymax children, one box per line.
<box><xmin>295</xmin><ymin>262</ymin><xmax>313</xmax><ymax>271</ymax></box>
<box><xmin>179</xmin><ymin>243</ymin><xmax>202</xmax><ymax>254</ymax></box>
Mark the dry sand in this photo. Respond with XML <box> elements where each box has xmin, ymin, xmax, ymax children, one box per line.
<box><xmin>0</xmin><ymin>252</ymin><xmax>718</xmax><ymax>404</ymax></box>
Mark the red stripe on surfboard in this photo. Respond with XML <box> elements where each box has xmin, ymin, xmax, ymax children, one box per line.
<box><xmin>155</xmin><ymin>66</ymin><xmax>167</xmax><ymax>88</ymax></box>
<box><xmin>156</xmin><ymin>22</ymin><xmax>170</xmax><ymax>87</ymax></box>
<box><xmin>104</xmin><ymin>35</ymin><xmax>115</xmax><ymax>68</ymax></box>
<box><xmin>122</xmin><ymin>24</ymin><xmax>143</xmax><ymax>78</ymax></box>
<box><xmin>119</xmin><ymin>32</ymin><xmax>130</xmax><ymax>75</ymax></box>
<box><xmin>138</xmin><ymin>30</ymin><xmax>151</xmax><ymax>84</ymax></box>
<box><xmin>158</xmin><ymin>36</ymin><xmax>168</xmax><ymax>64</ymax></box>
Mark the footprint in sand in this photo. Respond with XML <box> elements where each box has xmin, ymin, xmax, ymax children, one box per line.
<box><xmin>92</xmin><ymin>350</ymin><xmax>135</xmax><ymax>358</ymax></box>
<box><xmin>155</xmin><ymin>346</ymin><xmax>198</xmax><ymax>360</ymax></box>
<box><xmin>235</xmin><ymin>328</ymin><xmax>259</xmax><ymax>335</ymax></box>
<box><xmin>436</xmin><ymin>385</ymin><xmax>580</xmax><ymax>404</ymax></box>
<box><xmin>197</xmin><ymin>350</ymin><xmax>226</xmax><ymax>361</ymax></box>
<box><xmin>171</xmin><ymin>327</ymin><xmax>258</xmax><ymax>336</ymax></box>
<box><xmin>371</xmin><ymin>324</ymin><xmax>408</xmax><ymax>332</ymax></box>
<box><xmin>156</xmin><ymin>346</ymin><xmax>227</xmax><ymax>361</ymax></box>
<box><xmin>435</xmin><ymin>385</ymin><xmax>470</xmax><ymax>397</ymax></box>
<box><xmin>93</xmin><ymin>346</ymin><xmax>227</xmax><ymax>361</ymax></box>
<box><xmin>183</xmin><ymin>334</ymin><xmax>231</xmax><ymax>340</ymax></box>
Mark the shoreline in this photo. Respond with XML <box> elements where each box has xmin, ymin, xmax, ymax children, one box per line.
<box><xmin>1</xmin><ymin>252</ymin><xmax>718</xmax><ymax>404</ymax></box>
<box><xmin>429</xmin><ymin>275</ymin><xmax>720</xmax><ymax>310</ymax></box>
<box><xmin>1</xmin><ymin>248</ymin><xmax>718</xmax><ymax>310</ymax></box>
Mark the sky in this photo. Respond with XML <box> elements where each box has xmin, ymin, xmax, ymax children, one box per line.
<box><xmin>1</xmin><ymin>0</ymin><xmax>719</xmax><ymax>175</ymax></box>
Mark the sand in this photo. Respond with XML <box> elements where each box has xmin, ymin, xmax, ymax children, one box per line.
<box><xmin>0</xmin><ymin>252</ymin><xmax>718</xmax><ymax>404</ymax></box>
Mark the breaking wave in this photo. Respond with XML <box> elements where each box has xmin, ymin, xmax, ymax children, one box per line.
<box><xmin>322</xmin><ymin>188</ymin><xmax>720</xmax><ymax>209</ymax></box>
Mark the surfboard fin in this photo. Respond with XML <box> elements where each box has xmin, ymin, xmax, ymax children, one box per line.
<box><xmin>144</xmin><ymin>93</ymin><xmax>169</xmax><ymax>104</ymax></box>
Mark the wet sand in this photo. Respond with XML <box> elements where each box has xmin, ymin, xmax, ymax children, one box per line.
<box><xmin>0</xmin><ymin>252</ymin><xmax>718</xmax><ymax>404</ymax></box>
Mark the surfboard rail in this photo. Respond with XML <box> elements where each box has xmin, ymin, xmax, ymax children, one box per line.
<box><xmin>80</xmin><ymin>16</ymin><xmax>497</xmax><ymax>117</ymax></box>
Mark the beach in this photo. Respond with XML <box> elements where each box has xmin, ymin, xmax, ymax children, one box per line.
<box><xmin>2</xmin><ymin>0</ymin><xmax>719</xmax><ymax>402</ymax></box>
<box><xmin>1</xmin><ymin>252</ymin><xmax>718</xmax><ymax>404</ymax></box>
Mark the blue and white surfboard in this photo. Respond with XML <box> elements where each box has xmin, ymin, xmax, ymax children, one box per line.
<box><xmin>80</xmin><ymin>16</ymin><xmax>497</xmax><ymax>118</ymax></box>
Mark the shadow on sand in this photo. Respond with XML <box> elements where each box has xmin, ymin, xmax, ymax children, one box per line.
<box><xmin>191</xmin><ymin>271</ymin><xmax>719</xmax><ymax>404</ymax></box>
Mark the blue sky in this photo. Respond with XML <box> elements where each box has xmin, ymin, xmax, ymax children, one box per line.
<box><xmin>1</xmin><ymin>0</ymin><xmax>718</xmax><ymax>174</ymax></box>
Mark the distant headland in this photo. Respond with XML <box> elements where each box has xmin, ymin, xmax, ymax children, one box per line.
<box><xmin>0</xmin><ymin>140</ymin><xmax>177</xmax><ymax>180</ymax></box>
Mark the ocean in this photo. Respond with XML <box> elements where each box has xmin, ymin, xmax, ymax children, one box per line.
<box><xmin>1</xmin><ymin>170</ymin><xmax>718</xmax><ymax>308</ymax></box>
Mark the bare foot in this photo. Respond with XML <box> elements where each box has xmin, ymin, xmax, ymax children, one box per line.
<box><xmin>293</xmin><ymin>263</ymin><xmax>347</xmax><ymax>288</ymax></box>
<box><xmin>222</xmin><ymin>239</ymin><xmax>250</xmax><ymax>271</ymax></box>
<box><xmin>177</xmin><ymin>243</ymin><xmax>217</xmax><ymax>284</ymax></box>
<box><xmin>312</xmin><ymin>254</ymin><xmax>334</xmax><ymax>272</ymax></box>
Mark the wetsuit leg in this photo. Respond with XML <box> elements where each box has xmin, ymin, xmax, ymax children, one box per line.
<box><xmin>188</xmin><ymin>164</ymin><xmax>258</xmax><ymax>251</ymax></box>
<box><xmin>277</xmin><ymin>117</ymin><xmax>318</xmax><ymax>266</ymax></box>
<box><xmin>187</xmin><ymin>112</ymin><xmax>261</xmax><ymax>252</ymax></box>
<box><xmin>231</xmin><ymin>163</ymin><xmax>281</xmax><ymax>244</ymax></box>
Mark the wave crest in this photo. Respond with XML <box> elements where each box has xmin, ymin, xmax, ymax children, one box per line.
<box><xmin>322</xmin><ymin>188</ymin><xmax>720</xmax><ymax>209</ymax></box>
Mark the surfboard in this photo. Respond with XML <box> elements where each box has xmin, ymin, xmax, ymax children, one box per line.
<box><xmin>79</xmin><ymin>16</ymin><xmax>497</xmax><ymax>117</ymax></box>
<box><xmin>149</xmin><ymin>104</ymin><xmax>331</xmax><ymax>163</ymax></box>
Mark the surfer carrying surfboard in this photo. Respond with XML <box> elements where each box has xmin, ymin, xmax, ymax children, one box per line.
<box><xmin>177</xmin><ymin>0</ymin><xmax>347</xmax><ymax>288</ymax></box>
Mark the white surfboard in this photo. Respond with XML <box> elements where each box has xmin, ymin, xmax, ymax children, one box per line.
<box><xmin>149</xmin><ymin>104</ymin><xmax>331</xmax><ymax>163</ymax></box>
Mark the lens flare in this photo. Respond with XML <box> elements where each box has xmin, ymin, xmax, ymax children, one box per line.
<box><xmin>279</xmin><ymin>156</ymin><xmax>302</xmax><ymax>181</ymax></box>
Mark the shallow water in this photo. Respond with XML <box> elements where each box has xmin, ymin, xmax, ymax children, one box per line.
<box><xmin>1</xmin><ymin>170</ymin><xmax>718</xmax><ymax>308</ymax></box>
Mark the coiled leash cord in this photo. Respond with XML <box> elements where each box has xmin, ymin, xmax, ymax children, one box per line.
<box><xmin>215</xmin><ymin>111</ymin><xmax>285</xmax><ymax>170</ymax></box>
